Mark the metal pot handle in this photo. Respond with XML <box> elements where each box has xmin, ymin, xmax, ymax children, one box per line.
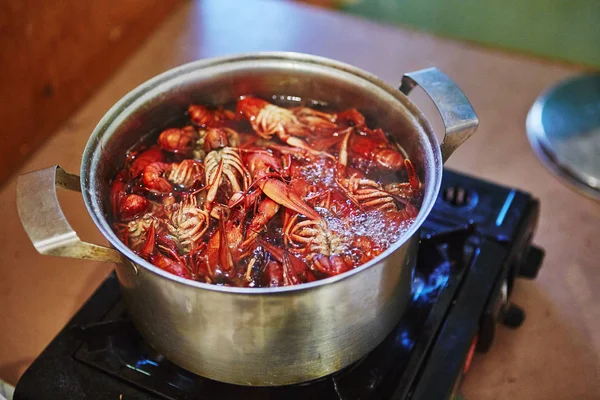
<box><xmin>399</xmin><ymin>67</ymin><xmax>478</xmax><ymax>162</ymax></box>
<box><xmin>16</xmin><ymin>165</ymin><xmax>127</xmax><ymax>265</ymax></box>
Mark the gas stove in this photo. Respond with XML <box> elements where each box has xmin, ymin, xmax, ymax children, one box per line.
<box><xmin>14</xmin><ymin>169</ymin><xmax>544</xmax><ymax>400</ymax></box>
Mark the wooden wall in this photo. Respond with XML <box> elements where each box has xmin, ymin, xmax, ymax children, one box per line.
<box><xmin>0</xmin><ymin>0</ymin><xmax>183</xmax><ymax>186</ymax></box>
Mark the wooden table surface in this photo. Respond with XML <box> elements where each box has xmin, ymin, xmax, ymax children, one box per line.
<box><xmin>1</xmin><ymin>1</ymin><xmax>598</xmax><ymax>398</ymax></box>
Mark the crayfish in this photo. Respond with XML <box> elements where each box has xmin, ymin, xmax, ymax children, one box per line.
<box><xmin>108</xmin><ymin>96</ymin><xmax>423</xmax><ymax>287</ymax></box>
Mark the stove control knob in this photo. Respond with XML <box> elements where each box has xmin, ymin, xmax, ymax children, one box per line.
<box><xmin>519</xmin><ymin>245</ymin><xmax>545</xmax><ymax>279</ymax></box>
<box><xmin>502</xmin><ymin>304</ymin><xmax>525</xmax><ymax>328</ymax></box>
<box><xmin>442</xmin><ymin>186</ymin><xmax>475</xmax><ymax>207</ymax></box>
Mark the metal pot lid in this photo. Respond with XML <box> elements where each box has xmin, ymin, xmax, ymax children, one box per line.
<box><xmin>526</xmin><ymin>73</ymin><xmax>600</xmax><ymax>201</ymax></box>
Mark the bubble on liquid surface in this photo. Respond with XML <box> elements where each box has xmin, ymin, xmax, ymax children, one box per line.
<box><xmin>348</xmin><ymin>210</ymin><xmax>412</xmax><ymax>249</ymax></box>
<box><xmin>300</xmin><ymin>158</ymin><xmax>337</xmax><ymax>187</ymax></box>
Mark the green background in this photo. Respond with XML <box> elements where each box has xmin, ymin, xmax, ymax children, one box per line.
<box><xmin>339</xmin><ymin>0</ymin><xmax>600</xmax><ymax>68</ymax></box>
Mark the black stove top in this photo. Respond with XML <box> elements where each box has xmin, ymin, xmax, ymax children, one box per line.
<box><xmin>14</xmin><ymin>169</ymin><xmax>544</xmax><ymax>400</ymax></box>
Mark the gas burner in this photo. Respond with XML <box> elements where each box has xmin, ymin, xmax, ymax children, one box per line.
<box><xmin>14</xmin><ymin>169</ymin><xmax>544</xmax><ymax>400</ymax></box>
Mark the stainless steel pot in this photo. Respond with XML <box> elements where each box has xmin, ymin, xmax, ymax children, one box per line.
<box><xmin>16</xmin><ymin>52</ymin><xmax>478</xmax><ymax>386</ymax></box>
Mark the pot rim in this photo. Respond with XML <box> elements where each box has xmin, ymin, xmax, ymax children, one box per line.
<box><xmin>82</xmin><ymin>51</ymin><xmax>442</xmax><ymax>294</ymax></box>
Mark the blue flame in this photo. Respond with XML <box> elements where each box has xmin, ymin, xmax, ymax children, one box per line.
<box><xmin>394</xmin><ymin>328</ymin><xmax>415</xmax><ymax>349</ymax></box>
<box><xmin>136</xmin><ymin>358</ymin><xmax>159</xmax><ymax>368</ymax></box>
<box><xmin>496</xmin><ymin>189</ymin><xmax>516</xmax><ymax>226</ymax></box>
<box><xmin>412</xmin><ymin>262</ymin><xmax>451</xmax><ymax>303</ymax></box>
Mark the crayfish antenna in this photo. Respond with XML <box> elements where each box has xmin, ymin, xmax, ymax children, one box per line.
<box><xmin>404</xmin><ymin>159</ymin><xmax>420</xmax><ymax>192</ymax></box>
<box><xmin>283</xmin><ymin>136</ymin><xmax>335</xmax><ymax>161</ymax></box>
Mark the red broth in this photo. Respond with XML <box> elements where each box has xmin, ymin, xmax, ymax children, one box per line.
<box><xmin>108</xmin><ymin>96</ymin><xmax>422</xmax><ymax>288</ymax></box>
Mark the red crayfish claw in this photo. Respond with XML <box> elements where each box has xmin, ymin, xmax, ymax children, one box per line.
<box><xmin>257</xmin><ymin>239</ymin><xmax>316</xmax><ymax>286</ymax></box>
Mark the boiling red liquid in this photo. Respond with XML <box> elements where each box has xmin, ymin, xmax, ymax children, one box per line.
<box><xmin>108</xmin><ymin>97</ymin><xmax>422</xmax><ymax>288</ymax></box>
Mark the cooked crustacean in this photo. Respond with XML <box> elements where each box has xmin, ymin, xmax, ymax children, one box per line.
<box><xmin>109</xmin><ymin>96</ymin><xmax>422</xmax><ymax>287</ymax></box>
